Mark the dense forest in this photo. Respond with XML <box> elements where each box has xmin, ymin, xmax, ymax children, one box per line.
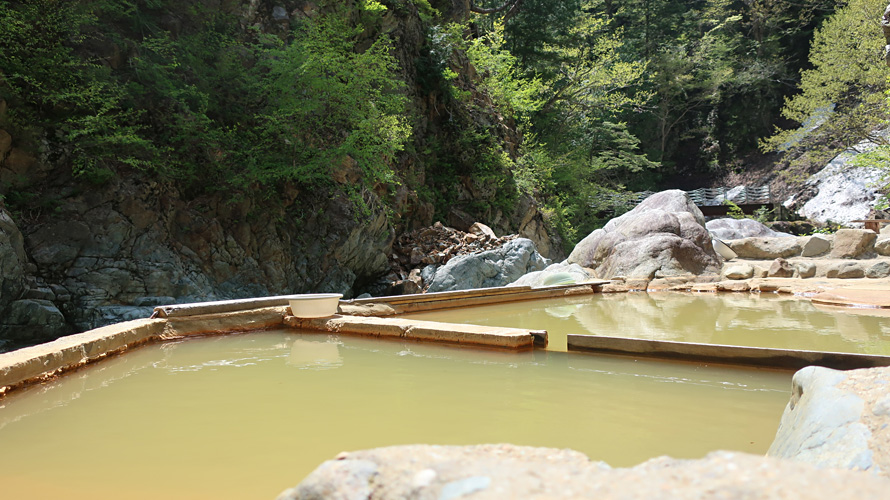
<box><xmin>0</xmin><ymin>0</ymin><xmax>887</xmax><ymax>248</ymax></box>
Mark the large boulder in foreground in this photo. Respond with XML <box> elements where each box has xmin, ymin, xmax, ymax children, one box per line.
<box><xmin>566</xmin><ymin>190</ymin><xmax>720</xmax><ymax>279</ymax></box>
<box><xmin>278</xmin><ymin>444</ymin><xmax>890</xmax><ymax>500</ymax></box>
<box><xmin>768</xmin><ymin>365</ymin><xmax>890</xmax><ymax>475</ymax></box>
<box><xmin>426</xmin><ymin>238</ymin><xmax>549</xmax><ymax>293</ymax></box>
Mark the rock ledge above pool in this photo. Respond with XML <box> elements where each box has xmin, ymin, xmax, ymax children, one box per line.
<box><xmin>277</xmin><ymin>444</ymin><xmax>890</xmax><ymax>500</ymax></box>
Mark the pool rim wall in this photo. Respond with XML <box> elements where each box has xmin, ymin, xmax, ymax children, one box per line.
<box><xmin>0</xmin><ymin>284</ymin><xmax>600</xmax><ymax>398</ymax></box>
<box><xmin>5</xmin><ymin>280</ymin><xmax>890</xmax><ymax>398</ymax></box>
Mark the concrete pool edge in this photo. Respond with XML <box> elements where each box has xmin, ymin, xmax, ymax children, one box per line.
<box><xmin>1</xmin><ymin>285</ymin><xmax>590</xmax><ymax>396</ymax></box>
<box><xmin>4</xmin><ymin>278</ymin><xmax>890</xmax><ymax>396</ymax></box>
<box><xmin>284</xmin><ymin>314</ymin><xmax>545</xmax><ymax>349</ymax></box>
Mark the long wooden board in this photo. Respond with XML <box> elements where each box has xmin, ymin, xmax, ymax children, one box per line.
<box><xmin>567</xmin><ymin>334</ymin><xmax>890</xmax><ymax>370</ymax></box>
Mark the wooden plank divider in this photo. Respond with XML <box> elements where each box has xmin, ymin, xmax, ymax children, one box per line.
<box><xmin>567</xmin><ymin>334</ymin><xmax>890</xmax><ymax>371</ymax></box>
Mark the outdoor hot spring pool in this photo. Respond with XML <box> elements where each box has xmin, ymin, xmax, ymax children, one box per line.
<box><xmin>402</xmin><ymin>291</ymin><xmax>890</xmax><ymax>353</ymax></box>
<box><xmin>4</xmin><ymin>291</ymin><xmax>870</xmax><ymax>499</ymax></box>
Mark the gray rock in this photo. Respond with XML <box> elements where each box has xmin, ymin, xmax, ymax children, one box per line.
<box><xmin>768</xmin><ymin>258</ymin><xmax>795</xmax><ymax>278</ymax></box>
<box><xmin>827</xmin><ymin>262</ymin><xmax>866</xmax><ymax>279</ymax></box>
<box><xmin>706</xmin><ymin>218</ymin><xmax>792</xmax><ymax>240</ymax></box>
<box><xmin>566</xmin><ymin>190</ymin><xmax>720</xmax><ymax>279</ymax></box>
<box><xmin>723</xmin><ymin>263</ymin><xmax>754</xmax><ymax>280</ymax></box>
<box><xmin>21</xmin><ymin>286</ymin><xmax>54</xmax><ymax>301</ymax></box>
<box><xmin>421</xmin><ymin>264</ymin><xmax>438</xmax><ymax>285</ymax></box>
<box><xmin>801</xmin><ymin>234</ymin><xmax>832</xmax><ymax>257</ymax></box>
<box><xmin>728</xmin><ymin>237</ymin><xmax>803</xmax><ymax>259</ymax></box>
<box><xmin>272</xmin><ymin>6</ymin><xmax>289</xmax><ymax>20</ymax></box>
<box><xmin>94</xmin><ymin>305</ymin><xmax>156</xmax><ymax>324</ymax></box>
<box><xmin>768</xmin><ymin>367</ymin><xmax>872</xmax><ymax>470</ymax></box>
<box><xmin>796</xmin><ymin>262</ymin><xmax>817</xmax><ymax>279</ymax></box>
<box><xmin>1</xmin><ymin>299</ymin><xmax>69</xmax><ymax>343</ymax></box>
<box><xmin>508</xmin><ymin>262</ymin><xmax>591</xmax><ymax>287</ymax></box>
<box><xmin>0</xmin><ymin>209</ymin><xmax>27</xmax><ymax>312</ymax></box>
<box><xmin>11</xmin><ymin>178</ymin><xmax>398</xmax><ymax>337</ymax></box>
<box><xmin>511</xmin><ymin>194</ymin><xmax>564</xmax><ymax>260</ymax></box>
<box><xmin>439</xmin><ymin>476</ymin><xmax>491</xmax><ymax>500</ymax></box>
<box><xmin>426</xmin><ymin>238</ymin><xmax>549</xmax><ymax>293</ymax></box>
<box><xmin>132</xmin><ymin>296</ymin><xmax>177</xmax><ymax>307</ymax></box>
<box><xmin>875</xmin><ymin>238</ymin><xmax>890</xmax><ymax>256</ymax></box>
<box><xmin>278</xmin><ymin>459</ymin><xmax>378</xmax><ymax>500</ymax></box>
<box><xmin>830</xmin><ymin>229</ymin><xmax>877</xmax><ymax>259</ymax></box>
<box><xmin>281</xmin><ymin>444</ymin><xmax>890</xmax><ymax>499</ymax></box>
<box><xmin>867</xmin><ymin>261</ymin><xmax>890</xmax><ymax>279</ymax></box>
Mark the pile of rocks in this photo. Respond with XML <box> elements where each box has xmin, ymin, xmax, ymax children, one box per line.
<box><xmin>720</xmin><ymin>228</ymin><xmax>890</xmax><ymax>280</ymax></box>
<box><xmin>380</xmin><ymin>222</ymin><xmax>518</xmax><ymax>294</ymax></box>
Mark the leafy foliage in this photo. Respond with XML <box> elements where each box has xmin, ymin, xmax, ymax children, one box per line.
<box><xmin>256</xmin><ymin>16</ymin><xmax>409</xmax><ymax>187</ymax></box>
<box><xmin>1</xmin><ymin>0</ymin><xmax>878</xmax><ymax>252</ymax></box>
<box><xmin>762</xmin><ymin>0</ymin><xmax>889</xmax><ymax>178</ymax></box>
<box><xmin>0</xmin><ymin>0</ymin><xmax>155</xmax><ymax>182</ymax></box>
<box><xmin>0</xmin><ymin>1</ymin><xmax>409</xmax><ymax>192</ymax></box>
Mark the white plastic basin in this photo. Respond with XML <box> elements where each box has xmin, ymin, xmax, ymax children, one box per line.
<box><xmin>287</xmin><ymin>293</ymin><xmax>343</xmax><ymax>318</ymax></box>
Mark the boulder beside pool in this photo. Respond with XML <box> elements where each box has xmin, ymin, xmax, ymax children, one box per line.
<box><xmin>425</xmin><ymin>238</ymin><xmax>549</xmax><ymax>293</ymax></box>
<box><xmin>566</xmin><ymin>190</ymin><xmax>721</xmax><ymax>279</ymax></box>
<box><xmin>768</xmin><ymin>365</ymin><xmax>890</xmax><ymax>475</ymax></box>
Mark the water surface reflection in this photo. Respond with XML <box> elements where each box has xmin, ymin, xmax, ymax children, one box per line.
<box><xmin>403</xmin><ymin>292</ymin><xmax>890</xmax><ymax>354</ymax></box>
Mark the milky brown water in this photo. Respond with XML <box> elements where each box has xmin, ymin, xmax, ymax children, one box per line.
<box><xmin>0</xmin><ymin>328</ymin><xmax>789</xmax><ymax>499</ymax></box>
<box><xmin>403</xmin><ymin>291</ymin><xmax>890</xmax><ymax>353</ymax></box>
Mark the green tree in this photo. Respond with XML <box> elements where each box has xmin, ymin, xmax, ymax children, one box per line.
<box><xmin>762</xmin><ymin>0</ymin><xmax>889</xmax><ymax>176</ymax></box>
<box><xmin>0</xmin><ymin>0</ymin><xmax>154</xmax><ymax>182</ymax></box>
<box><xmin>255</xmin><ymin>15</ymin><xmax>410</xmax><ymax>188</ymax></box>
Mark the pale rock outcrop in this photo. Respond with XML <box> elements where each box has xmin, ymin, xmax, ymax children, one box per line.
<box><xmin>280</xmin><ymin>444</ymin><xmax>890</xmax><ymax>500</ymax></box>
<box><xmin>706</xmin><ymin>218</ymin><xmax>792</xmax><ymax>240</ymax></box>
<box><xmin>875</xmin><ymin>237</ymin><xmax>890</xmax><ymax>256</ymax></box>
<box><xmin>801</xmin><ymin>234</ymin><xmax>832</xmax><ymax>257</ymax></box>
<box><xmin>426</xmin><ymin>238</ymin><xmax>549</xmax><ymax>293</ymax></box>
<box><xmin>566</xmin><ymin>190</ymin><xmax>720</xmax><ymax>279</ymax></box>
<box><xmin>830</xmin><ymin>229</ymin><xmax>877</xmax><ymax>259</ymax></box>
<box><xmin>768</xmin><ymin>366</ymin><xmax>890</xmax><ymax>475</ymax></box>
<box><xmin>723</xmin><ymin>263</ymin><xmax>754</xmax><ymax>280</ymax></box>
<box><xmin>728</xmin><ymin>237</ymin><xmax>803</xmax><ymax>259</ymax></box>
<box><xmin>794</xmin><ymin>133</ymin><xmax>886</xmax><ymax>225</ymax></box>
<box><xmin>797</xmin><ymin>262</ymin><xmax>817</xmax><ymax>278</ymax></box>
<box><xmin>768</xmin><ymin>258</ymin><xmax>795</xmax><ymax>278</ymax></box>
<box><xmin>867</xmin><ymin>261</ymin><xmax>890</xmax><ymax>278</ymax></box>
<box><xmin>508</xmin><ymin>262</ymin><xmax>591</xmax><ymax>287</ymax></box>
<box><xmin>510</xmin><ymin>194</ymin><xmax>564</xmax><ymax>260</ymax></box>
<box><xmin>826</xmin><ymin>262</ymin><xmax>866</xmax><ymax>279</ymax></box>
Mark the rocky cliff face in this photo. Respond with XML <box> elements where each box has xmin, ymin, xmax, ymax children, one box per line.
<box><xmin>0</xmin><ymin>0</ymin><xmax>562</xmax><ymax>349</ymax></box>
<box><xmin>0</xmin><ymin>144</ymin><xmax>400</xmax><ymax>348</ymax></box>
